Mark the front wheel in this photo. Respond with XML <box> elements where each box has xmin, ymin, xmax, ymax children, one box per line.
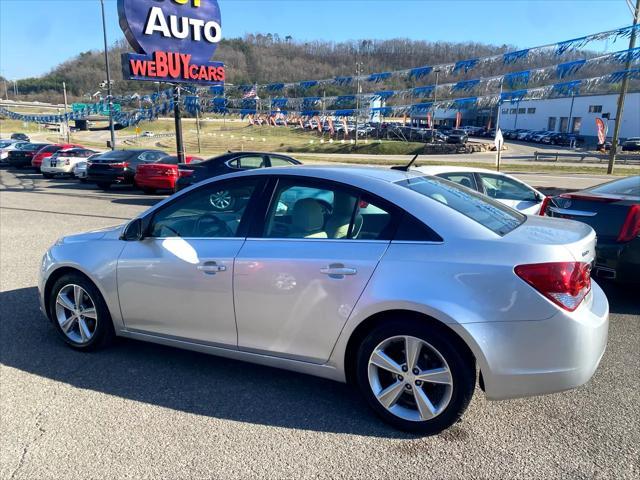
<box><xmin>356</xmin><ymin>320</ymin><xmax>475</xmax><ymax>435</ymax></box>
<box><xmin>48</xmin><ymin>273</ymin><xmax>114</xmax><ymax>351</ymax></box>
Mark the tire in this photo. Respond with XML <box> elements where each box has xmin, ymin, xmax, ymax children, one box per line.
<box><xmin>42</xmin><ymin>173</ymin><xmax>54</xmax><ymax>179</ymax></box>
<box><xmin>48</xmin><ymin>272</ymin><xmax>115</xmax><ymax>351</ymax></box>
<box><xmin>355</xmin><ymin>319</ymin><xmax>475</xmax><ymax>435</ymax></box>
<box><xmin>97</xmin><ymin>182</ymin><xmax>111</xmax><ymax>190</ymax></box>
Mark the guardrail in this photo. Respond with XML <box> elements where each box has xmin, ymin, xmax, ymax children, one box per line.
<box><xmin>533</xmin><ymin>151</ymin><xmax>640</xmax><ymax>165</ymax></box>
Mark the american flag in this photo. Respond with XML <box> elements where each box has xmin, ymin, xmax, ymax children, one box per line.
<box><xmin>242</xmin><ymin>85</ymin><xmax>258</xmax><ymax>99</ymax></box>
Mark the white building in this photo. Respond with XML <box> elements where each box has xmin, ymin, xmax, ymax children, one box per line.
<box><xmin>498</xmin><ymin>92</ymin><xmax>640</xmax><ymax>140</ymax></box>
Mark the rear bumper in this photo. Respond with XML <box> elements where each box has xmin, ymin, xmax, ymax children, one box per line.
<box><xmin>594</xmin><ymin>238</ymin><xmax>640</xmax><ymax>284</ymax></box>
<box><xmin>452</xmin><ymin>281</ymin><xmax>609</xmax><ymax>400</ymax></box>
<box><xmin>134</xmin><ymin>175</ymin><xmax>176</xmax><ymax>190</ymax></box>
<box><xmin>8</xmin><ymin>157</ymin><xmax>33</xmax><ymax>167</ymax></box>
<box><xmin>86</xmin><ymin>171</ymin><xmax>133</xmax><ymax>184</ymax></box>
<box><xmin>42</xmin><ymin>165</ymin><xmax>73</xmax><ymax>174</ymax></box>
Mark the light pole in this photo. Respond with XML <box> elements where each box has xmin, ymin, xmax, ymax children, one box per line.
<box><xmin>431</xmin><ymin>68</ymin><xmax>441</xmax><ymax>143</ymax></box>
<box><xmin>607</xmin><ymin>0</ymin><xmax>639</xmax><ymax>174</ymax></box>
<box><xmin>100</xmin><ymin>0</ymin><xmax>116</xmax><ymax>150</ymax></box>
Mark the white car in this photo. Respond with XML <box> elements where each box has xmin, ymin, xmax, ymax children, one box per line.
<box><xmin>141</xmin><ymin>131</ymin><xmax>155</xmax><ymax>137</ymax></box>
<box><xmin>414</xmin><ymin>166</ymin><xmax>546</xmax><ymax>215</ymax></box>
<box><xmin>41</xmin><ymin>148</ymin><xmax>97</xmax><ymax>178</ymax></box>
<box><xmin>0</xmin><ymin>139</ymin><xmax>25</xmax><ymax>164</ymax></box>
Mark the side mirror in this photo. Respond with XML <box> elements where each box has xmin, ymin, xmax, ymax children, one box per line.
<box><xmin>121</xmin><ymin>218</ymin><xmax>144</xmax><ymax>241</ymax></box>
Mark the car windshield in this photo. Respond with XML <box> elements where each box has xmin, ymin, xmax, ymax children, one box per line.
<box><xmin>397</xmin><ymin>175</ymin><xmax>526</xmax><ymax>236</ymax></box>
<box><xmin>0</xmin><ymin>141</ymin><xmax>13</xmax><ymax>148</ymax></box>
<box><xmin>588</xmin><ymin>176</ymin><xmax>640</xmax><ymax>197</ymax></box>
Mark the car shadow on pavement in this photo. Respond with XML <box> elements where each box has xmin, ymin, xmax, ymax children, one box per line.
<box><xmin>0</xmin><ymin>287</ymin><xmax>408</xmax><ymax>438</ymax></box>
<box><xmin>598</xmin><ymin>280</ymin><xmax>640</xmax><ymax>316</ymax></box>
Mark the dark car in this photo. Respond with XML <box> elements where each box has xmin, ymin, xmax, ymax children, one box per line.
<box><xmin>549</xmin><ymin>133</ymin><xmax>585</xmax><ymax>147</ymax></box>
<box><xmin>7</xmin><ymin>143</ymin><xmax>50</xmax><ymax>168</ymax></box>
<box><xmin>622</xmin><ymin>137</ymin><xmax>640</xmax><ymax>152</ymax></box>
<box><xmin>176</xmin><ymin>152</ymin><xmax>301</xmax><ymax>192</ymax></box>
<box><xmin>544</xmin><ymin>175</ymin><xmax>640</xmax><ymax>284</ymax></box>
<box><xmin>446</xmin><ymin>129</ymin><xmax>469</xmax><ymax>144</ymax></box>
<box><xmin>11</xmin><ymin>133</ymin><xmax>30</xmax><ymax>142</ymax></box>
<box><xmin>86</xmin><ymin>149</ymin><xmax>168</xmax><ymax>189</ymax></box>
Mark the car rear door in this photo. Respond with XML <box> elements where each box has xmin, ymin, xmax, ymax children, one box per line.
<box><xmin>117</xmin><ymin>176</ymin><xmax>265</xmax><ymax>346</ymax></box>
<box><xmin>233</xmin><ymin>176</ymin><xmax>397</xmax><ymax>364</ymax></box>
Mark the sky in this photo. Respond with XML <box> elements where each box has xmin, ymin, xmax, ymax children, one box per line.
<box><xmin>0</xmin><ymin>0</ymin><xmax>636</xmax><ymax>80</ymax></box>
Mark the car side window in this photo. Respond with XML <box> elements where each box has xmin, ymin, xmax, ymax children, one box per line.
<box><xmin>228</xmin><ymin>155</ymin><xmax>265</xmax><ymax>170</ymax></box>
<box><xmin>149</xmin><ymin>178</ymin><xmax>259</xmax><ymax>239</ymax></box>
<box><xmin>264</xmin><ymin>181</ymin><xmax>393</xmax><ymax>240</ymax></box>
<box><xmin>269</xmin><ymin>156</ymin><xmax>296</xmax><ymax>167</ymax></box>
<box><xmin>437</xmin><ymin>173</ymin><xmax>477</xmax><ymax>191</ymax></box>
<box><xmin>479</xmin><ymin>174</ymin><xmax>537</xmax><ymax>202</ymax></box>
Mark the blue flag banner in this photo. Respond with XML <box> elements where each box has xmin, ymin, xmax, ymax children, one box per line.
<box><xmin>503</xmin><ymin>49</ymin><xmax>529</xmax><ymax>64</ymax></box>
<box><xmin>504</xmin><ymin>70</ymin><xmax>531</xmax><ymax>88</ymax></box>
<box><xmin>453</xmin><ymin>58</ymin><xmax>479</xmax><ymax>74</ymax></box>
<box><xmin>452</xmin><ymin>97</ymin><xmax>478</xmax><ymax>109</ymax></box>
<box><xmin>556</xmin><ymin>60</ymin><xmax>587</xmax><ymax>79</ymax></box>
<box><xmin>413</xmin><ymin>85</ymin><xmax>435</xmax><ymax>98</ymax></box>
<box><xmin>452</xmin><ymin>79</ymin><xmax>481</xmax><ymax>92</ymax></box>
<box><xmin>334</xmin><ymin>76</ymin><xmax>353</xmax><ymax>86</ymax></box>
<box><xmin>334</xmin><ymin>109</ymin><xmax>356</xmax><ymax>116</ymax></box>
<box><xmin>302</xmin><ymin>97</ymin><xmax>321</xmax><ymax>107</ymax></box>
<box><xmin>335</xmin><ymin>95</ymin><xmax>356</xmax><ymax>105</ymax></box>
<box><xmin>299</xmin><ymin>80</ymin><xmax>319</xmax><ymax>89</ymax></box>
<box><xmin>271</xmin><ymin>98</ymin><xmax>288</xmax><ymax>108</ymax></box>
<box><xmin>241</xmin><ymin>98</ymin><xmax>258</xmax><ymax>108</ymax></box>
<box><xmin>410</xmin><ymin>102</ymin><xmax>433</xmax><ymax>113</ymax></box>
<box><xmin>238</xmin><ymin>85</ymin><xmax>255</xmax><ymax>93</ymax></box>
<box><xmin>607</xmin><ymin>67</ymin><xmax>640</xmax><ymax>83</ymax></box>
<box><xmin>266</xmin><ymin>83</ymin><xmax>285</xmax><ymax>93</ymax></box>
<box><xmin>552</xmin><ymin>80</ymin><xmax>582</xmax><ymax>96</ymax></box>
<box><xmin>240</xmin><ymin>109</ymin><xmax>257</xmax><ymax>117</ymax></box>
<box><xmin>612</xmin><ymin>47</ymin><xmax>640</xmax><ymax>63</ymax></box>
<box><xmin>409</xmin><ymin>66</ymin><xmax>433</xmax><ymax>79</ymax></box>
<box><xmin>301</xmin><ymin>109</ymin><xmax>321</xmax><ymax>116</ymax></box>
<box><xmin>367</xmin><ymin>72</ymin><xmax>392</xmax><ymax>83</ymax></box>
<box><xmin>370</xmin><ymin>107</ymin><xmax>394</xmax><ymax>116</ymax></box>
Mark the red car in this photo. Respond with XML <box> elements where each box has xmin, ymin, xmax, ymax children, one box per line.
<box><xmin>32</xmin><ymin>143</ymin><xmax>83</xmax><ymax>170</ymax></box>
<box><xmin>135</xmin><ymin>155</ymin><xmax>203</xmax><ymax>194</ymax></box>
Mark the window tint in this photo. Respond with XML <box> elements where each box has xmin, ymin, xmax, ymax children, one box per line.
<box><xmin>229</xmin><ymin>155</ymin><xmax>265</xmax><ymax>169</ymax></box>
<box><xmin>98</xmin><ymin>151</ymin><xmax>132</xmax><ymax>161</ymax></box>
<box><xmin>437</xmin><ymin>173</ymin><xmax>477</xmax><ymax>191</ymax></box>
<box><xmin>264</xmin><ymin>181</ymin><xmax>393</xmax><ymax>240</ymax></box>
<box><xmin>149</xmin><ymin>179</ymin><xmax>259</xmax><ymax>239</ymax></box>
<box><xmin>479</xmin><ymin>174</ymin><xmax>537</xmax><ymax>201</ymax></box>
<box><xmin>397</xmin><ymin>176</ymin><xmax>525</xmax><ymax>236</ymax></box>
<box><xmin>394</xmin><ymin>214</ymin><xmax>443</xmax><ymax>242</ymax></box>
<box><xmin>589</xmin><ymin>176</ymin><xmax>640</xmax><ymax>197</ymax></box>
<box><xmin>269</xmin><ymin>156</ymin><xmax>296</xmax><ymax>167</ymax></box>
<box><xmin>138</xmin><ymin>151</ymin><xmax>166</xmax><ymax>162</ymax></box>
<box><xmin>42</xmin><ymin>145</ymin><xmax>62</xmax><ymax>153</ymax></box>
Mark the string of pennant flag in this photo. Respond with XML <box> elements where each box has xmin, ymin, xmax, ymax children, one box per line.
<box><xmin>222</xmin><ymin>24</ymin><xmax>640</xmax><ymax>95</ymax></box>
<box><xmin>3</xmin><ymin>68</ymin><xmax>637</xmax><ymax>127</ymax></box>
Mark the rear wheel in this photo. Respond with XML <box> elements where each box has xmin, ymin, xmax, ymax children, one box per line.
<box><xmin>97</xmin><ymin>182</ymin><xmax>111</xmax><ymax>190</ymax></box>
<box><xmin>355</xmin><ymin>319</ymin><xmax>475</xmax><ymax>435</ymax></box>
<box><xmin>48</xmin><ymin>273</ymin><xmax>114</xmax><ymax>351</ymax></box>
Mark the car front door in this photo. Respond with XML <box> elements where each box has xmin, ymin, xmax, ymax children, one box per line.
<box><xmin>234</xmin><ymin>177</ymin><xmax>396</xmax><ymax>363</ymax></box>
<box><xmin>117</xmin><ymin>177</ymin><xmax>264</xmax><ymax>346</ymax></box>
<box><xmin>476</xmin><ymin>173</ymin><xmax>541</xmax><ymax>214</ymax></box>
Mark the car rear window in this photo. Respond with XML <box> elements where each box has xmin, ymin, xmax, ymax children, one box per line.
<box><xmin>588</xmin><ymin>176</ymin><xmax>640</xmax><ymax>197</ymax></box>
<box><xmin>96</xmin><ymin>151</ymin><xmax>132</xmax><ymax>160</ymax></box>
<box><xmin>397</xmin><ymin>175</ymin><xmax>525</xmax><ymax>236</ymax></box>
<box><xmin>42</xmin><ymin>145</ymin><xmax>62</xmax><ymax>153</ymax></box>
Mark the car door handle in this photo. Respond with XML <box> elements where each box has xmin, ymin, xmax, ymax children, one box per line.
<box><xmin>320</xmin><ymin>264</ymin><xmax>357</xmax><ymax>276</ymax></box>
<box><xmin>197</xmin><ymin>261</ymin><xmax>227</xmax><ymax>274</ymax></box>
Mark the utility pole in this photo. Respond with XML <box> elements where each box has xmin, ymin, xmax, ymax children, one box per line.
<box><xmin>355</xmin><ymin>61</ymin><xmax>363</xmax><ymax>147</ymax></box>
<box><xmin>608</xmin><ymin>0</ymin><xmax>639</xmax><ymax>174</ymax></box>
<box><xmin>3</xmin><ymin>80</ymin><xmax>8</xmax><ymax>100</ymax></box>
<box><xmin>174</xmin><ymin>86</ymin><xmax>186</xmax><ymax>163</ymax></box>
<box><xmin>62</xmin><ymin>81</ymin><xmax>71</xmax><ymax>143</ymax></box>
<box><xmin>100</xmin><ymin>0</ymin><xmax>116</xmax><ymax>150</ymax></box>
<box><xmin>431</xmin><ymin>68</ymin><xmax>441</xmax><ymax>143</ymax></box>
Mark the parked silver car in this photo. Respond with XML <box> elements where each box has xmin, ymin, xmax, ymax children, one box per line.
<box><xmin>38</xmin><ymin>166</ymin><xmax>608</xmax><ymax>434</ymax></box>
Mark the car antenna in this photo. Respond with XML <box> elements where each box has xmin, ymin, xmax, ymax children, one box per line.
<box><xmin>391</xmin><ymin>154</ymin><xmax>420</xmax><ymax>172</ymax></box>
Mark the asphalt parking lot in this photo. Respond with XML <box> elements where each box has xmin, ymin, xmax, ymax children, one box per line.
<box><xmin>1</xmin><ymin>168</ymin><xmax>639</xmax><ymax>479</ymax></box>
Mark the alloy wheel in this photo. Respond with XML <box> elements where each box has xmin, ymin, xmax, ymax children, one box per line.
<box><xmin>55</xmin><ymin>284</ymin><xmax>98</xmax><ymax>344</ymax></box>
<box><xmin>368</xmin><ymin>335</ymin><xmax>453</xmax><ymax>422</ymax></box>
<box><xmin>209</xmin><ymin>190</ymin><xmax>232</xmax><ymax>210</ymax></box>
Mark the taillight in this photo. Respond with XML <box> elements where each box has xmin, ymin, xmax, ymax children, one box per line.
<box><xmin>538</xmin><ymin>197</ymin><xmax>550</xmax><ymax>216</ymax></box>
<box><xmin>618</xmin><ymin>205</ymin><xmax>640</xmax><ymax>243</ymax></box>
<box><xmin>109</xmin><ymin>162</ymin><xmax>129</xmax><ymax>168</ymax></box>
<box><xmin>515</xmin><ymin>262</ymin><xmax>591</xmax><ymax>312</ymax></box>
<box><xmin>179</xmin><ymin>169</ymin><xmax>194</xmax><ymax>178</ymax></box>
<box><xmin>559</xmin><ymin>193</ymin><xmax>616</xmax><ymax>203</ymax></box>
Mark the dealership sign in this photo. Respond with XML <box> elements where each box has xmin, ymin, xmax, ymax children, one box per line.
<box><xmin>118</xmin><ymin>0</ymin><xmax>225</xmax><ymax>85</ymax></box>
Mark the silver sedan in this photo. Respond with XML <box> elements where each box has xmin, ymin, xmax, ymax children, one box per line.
<box><xmin>38</xmin><ymin>166</ymin><xmax>609</xmax><ymax>434</ymax></box>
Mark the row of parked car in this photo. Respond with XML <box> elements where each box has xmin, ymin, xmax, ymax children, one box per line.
<box><xmin>2</xmin><ymin>134</ymin><xmax>638</xmax><ymax>284</ymax></box>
